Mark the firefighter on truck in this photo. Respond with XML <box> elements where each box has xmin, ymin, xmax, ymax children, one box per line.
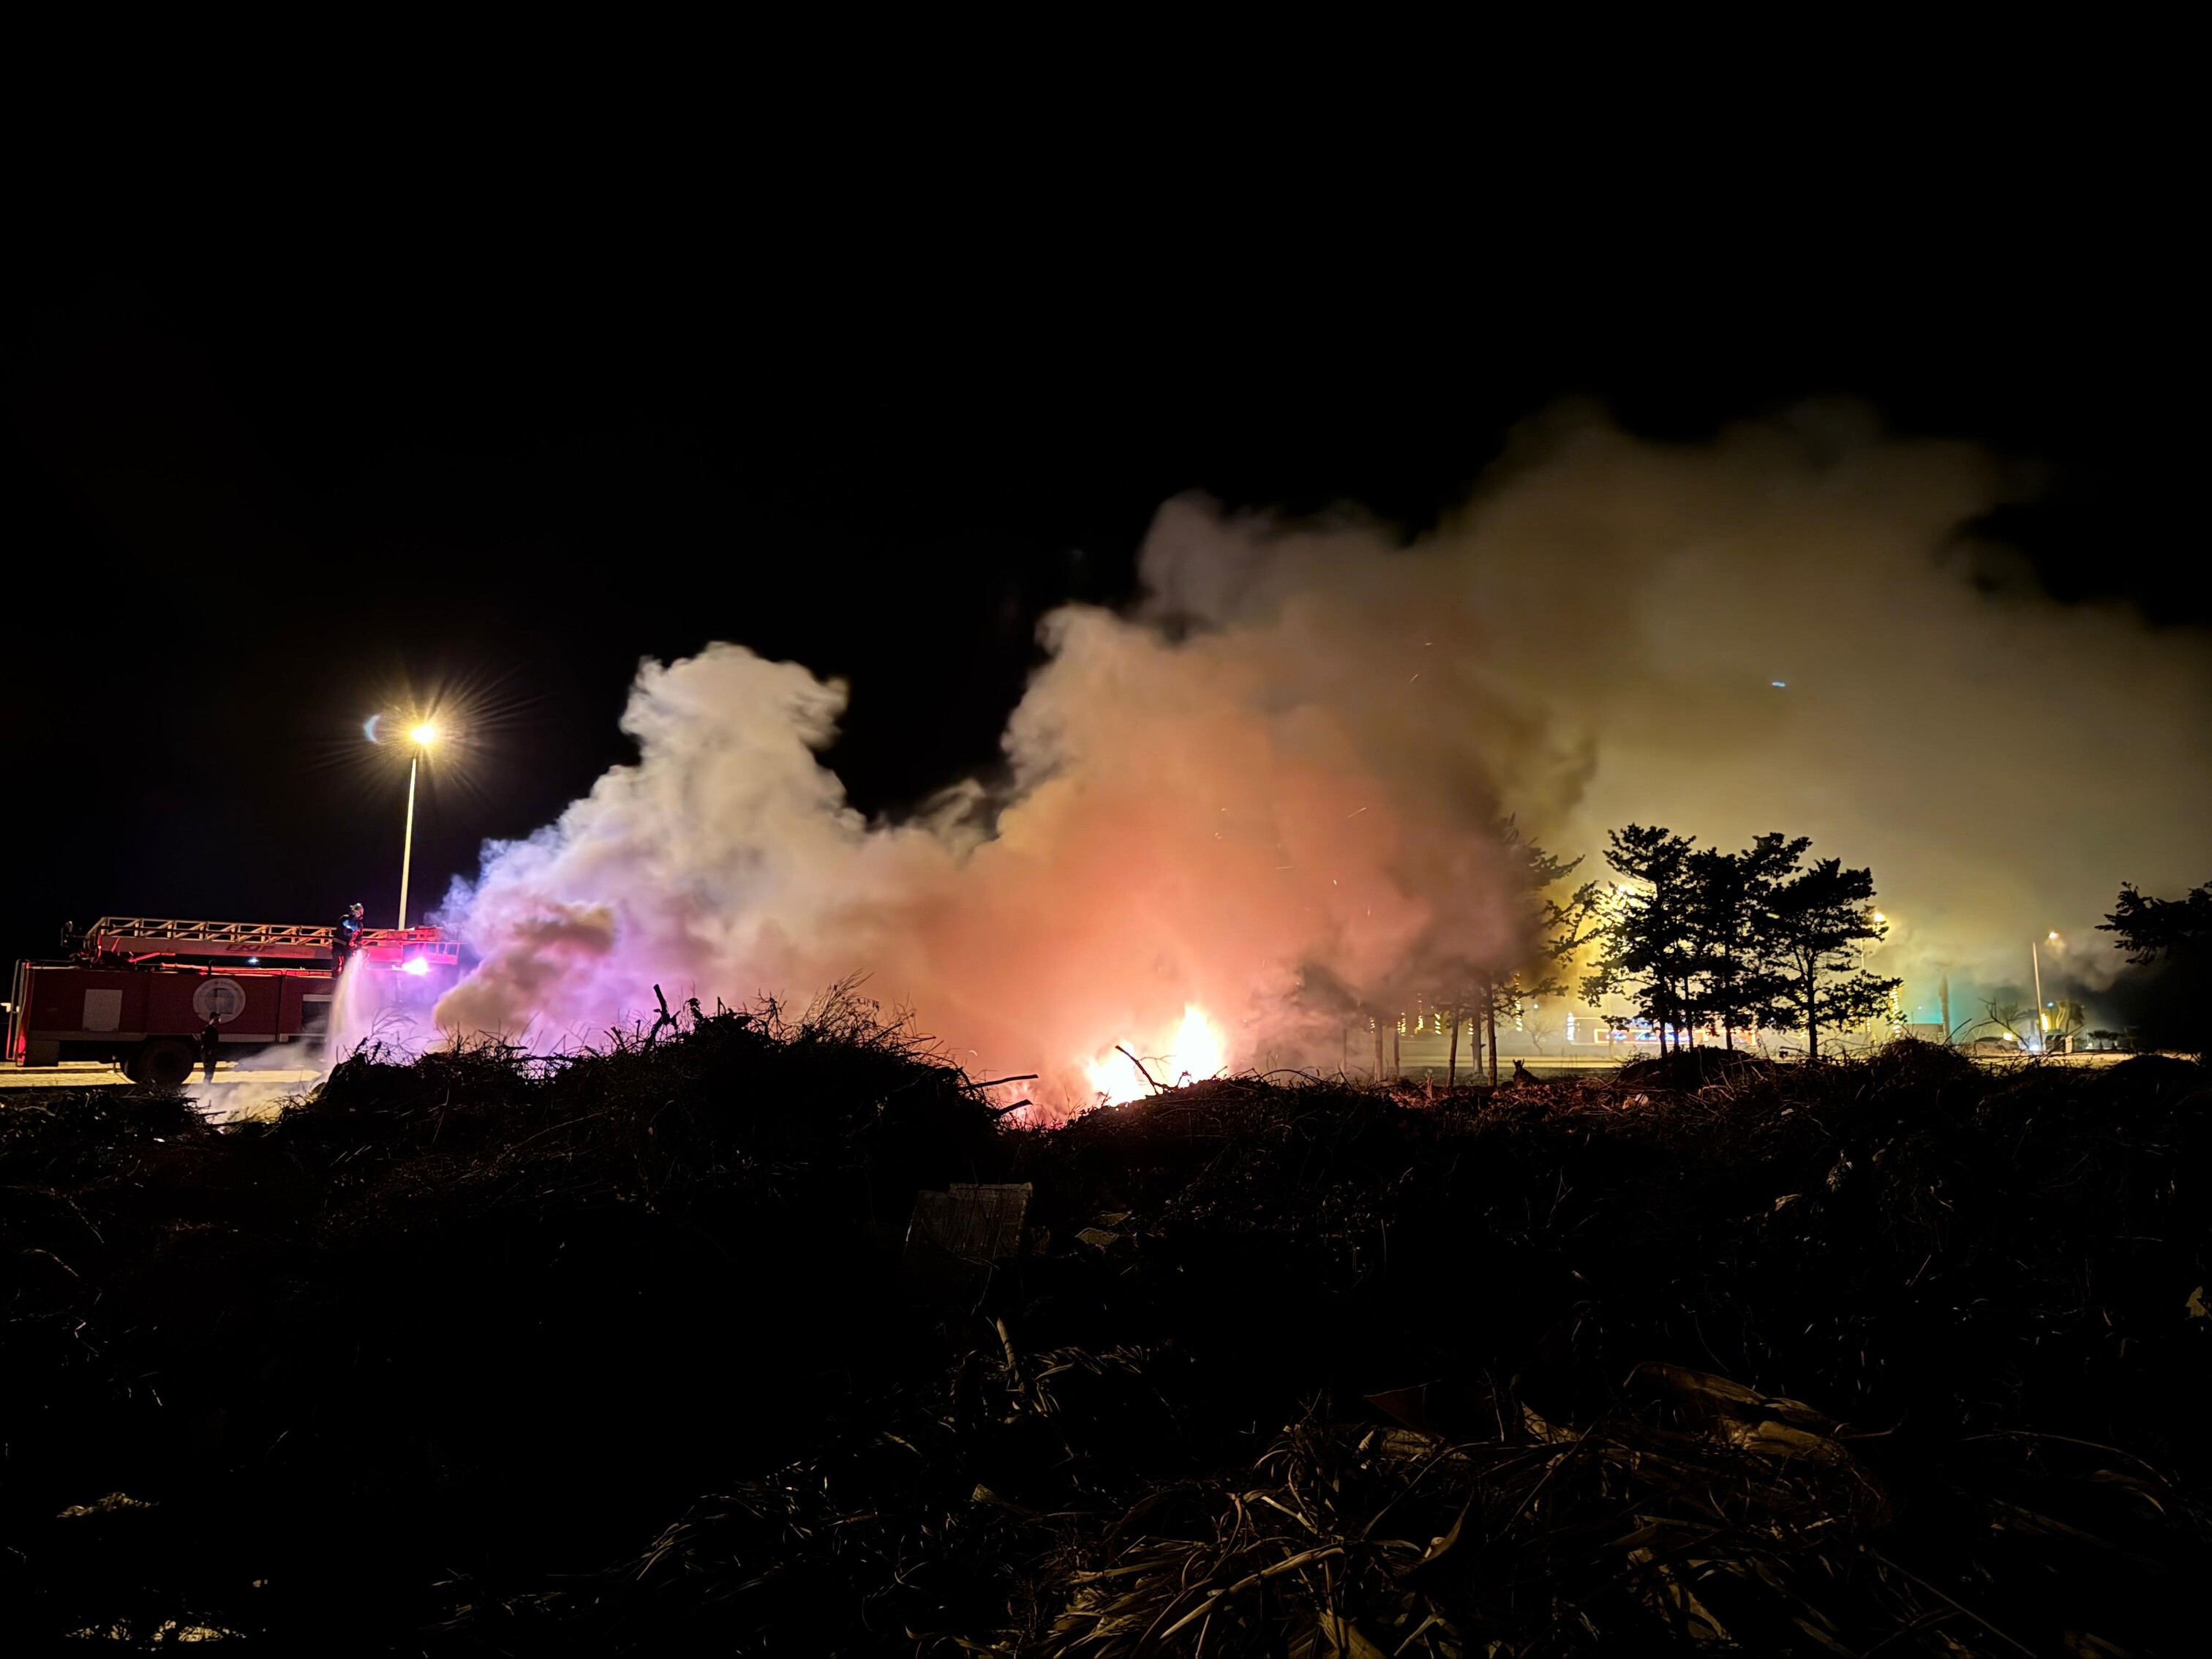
<box><xmin>333</xmin><ymin>901</ymin><xmax>366</xmax><ymax>968</ymax></box>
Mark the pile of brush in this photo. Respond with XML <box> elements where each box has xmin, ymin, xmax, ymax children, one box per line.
<box><xmin>3</xmin><ymin>1013</ymin><xmax>2208</xmax><ymax>1653</ymax></box>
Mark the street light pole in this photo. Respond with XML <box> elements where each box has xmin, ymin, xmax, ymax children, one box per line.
<box><xmin>398</xmin><ymin>750</ymin><xmax>420</xmax><ymax>930</ymax></box>
<box><xmin>396</xmin><ymin>722</ymin><xmax>439</xmax><ymax>931</ymax></box>
<box><xmin>2031</xmin><ymin>938</ymin><xmax>2047</xmax><ymax>1054</ymax></box>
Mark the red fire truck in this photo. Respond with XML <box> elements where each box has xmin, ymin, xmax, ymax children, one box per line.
<box><xmin>5</xmin><ymin>917</ymin><xmax>460</xmax><ymax>1086</ymax></box>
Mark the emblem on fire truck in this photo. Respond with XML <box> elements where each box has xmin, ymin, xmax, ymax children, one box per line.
<box><xmin>191</xmin><ymin>977</ymin><xmax>248</xmax><ymax>1023</ymax></box>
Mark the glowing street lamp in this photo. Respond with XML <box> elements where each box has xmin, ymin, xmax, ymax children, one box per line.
<box><xmin>397</xmin><ymin>722</ymin><xmax>439</xmax><ymax>930</ymax></box>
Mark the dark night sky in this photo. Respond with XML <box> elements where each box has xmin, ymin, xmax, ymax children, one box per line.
<box><xmin>3</xmin><ymin>131</ymin><xmax>2198</xmax><ymax>982</ymax></box>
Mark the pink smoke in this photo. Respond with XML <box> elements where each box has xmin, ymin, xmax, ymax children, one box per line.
<box><xmin>432</xmin><ymin>590</ymin><xmax>1524</xmax><ymax>1112</ymax></box>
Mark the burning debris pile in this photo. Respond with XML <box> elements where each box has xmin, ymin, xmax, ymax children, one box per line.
<box><xmin>2</xmin><ymin>1005</ymin><xmax>2208</xmax><ymax>1654</ymax></box>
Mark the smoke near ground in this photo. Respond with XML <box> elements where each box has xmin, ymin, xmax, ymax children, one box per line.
<box><xmin>433</xmin><ymin>406</ymin><xmax>2211</xmax><ymax>1099</ymax></box>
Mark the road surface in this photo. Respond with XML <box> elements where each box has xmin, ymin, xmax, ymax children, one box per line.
<box><xmin>0</xmin><ymin>1061</ymin><xmax>325</xmax><ymax>1091</ymax></box>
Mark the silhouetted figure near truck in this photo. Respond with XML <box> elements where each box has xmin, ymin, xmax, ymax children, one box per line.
<box><xmin>198</xmin><ymin>1016</ymin><xmax>222</xmax><ymax>1083</ymax></box>
<box><xmin>332</xmin><ymin>901</ymin><xmax>366</xmax><ymax>968</ymax></box>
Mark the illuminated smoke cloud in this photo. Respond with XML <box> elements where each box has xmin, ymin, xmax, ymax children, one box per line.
<box><xmin>432</xmin><ymin>618</ymin><xmax>1526</xmax><ymax>1112</ymax></box>
<box><xmin>434</xmin><ymin>406</ymin><xmax>2211</xmax><ymax>1098</ymax></box>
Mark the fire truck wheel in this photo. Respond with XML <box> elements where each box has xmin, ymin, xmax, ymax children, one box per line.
<box><xmin>137</xmin><ymin>1041</ymin><xmax>195</xmax><ymax>1089</ymax></box>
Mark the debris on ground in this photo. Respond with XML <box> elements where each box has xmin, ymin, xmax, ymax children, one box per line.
<box><xmin>901</xmin><ymin>1181</ymin><xmax>1033</xmax><ymax>1309</ymax></box>
<box><xmin>3</xmin><ymin>1008</ymin><xmax>2207</xmax><ymax>1653</ymax></box>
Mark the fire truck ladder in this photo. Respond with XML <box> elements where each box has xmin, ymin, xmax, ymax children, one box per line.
<box><xmin>83</xmin><ymin>917</ymin><xmax>450</xmax><ymax>965</ymax></box>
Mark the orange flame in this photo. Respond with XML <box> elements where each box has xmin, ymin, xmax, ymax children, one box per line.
<box><xmin>1086</xmin><ymin>1004</ymin><xmax>1228</xmax><ymax>1105</ymax></box>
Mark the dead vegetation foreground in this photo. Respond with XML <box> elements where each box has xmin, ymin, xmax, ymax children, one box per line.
<box><xmin>2</xmin><ymin>1003</ymin><xmax>2208</xmax><ymax>1655</ymax></box>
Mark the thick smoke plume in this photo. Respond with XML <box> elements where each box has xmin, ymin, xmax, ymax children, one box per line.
<box><xmin>434</xmin><ymin>407</ymin><xmax>2211</xmax><ymax>1098</ymax></box>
